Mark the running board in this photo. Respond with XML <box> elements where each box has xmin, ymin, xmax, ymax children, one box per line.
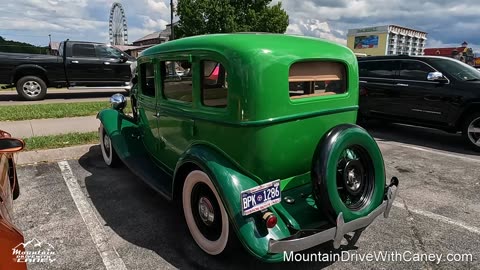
<box><xmin>67</xmin><ymin>86</ymin><xmax>131</xmax><ymax>90</ymax></box>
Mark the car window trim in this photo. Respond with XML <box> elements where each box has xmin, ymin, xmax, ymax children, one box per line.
<box><xmin>359</xmin><ymin>59</ymin><xmax>450</xmax><ymax>84</ymax></box>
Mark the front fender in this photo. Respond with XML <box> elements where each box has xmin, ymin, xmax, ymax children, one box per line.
<box><xmin>174</xmin><ymin>144</ymin><xmax>290</xmax><ymax>262</ymax></box>
<box><xmin>97</xmin><ymin>109</ymin><xmax>141</xmax><ymax>159</ymax></box>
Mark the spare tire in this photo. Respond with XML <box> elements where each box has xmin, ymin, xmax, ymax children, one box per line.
<box><xmin>311</xmin><ymin>124</ymin><xmax>385</xmax><ymax>223</ymax></box>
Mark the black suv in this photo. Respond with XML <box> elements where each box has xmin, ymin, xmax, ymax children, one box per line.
<box><xmin>358</xmin><ymin>55</ymin><xmax>480</xmax><ymax>151</ymax></box>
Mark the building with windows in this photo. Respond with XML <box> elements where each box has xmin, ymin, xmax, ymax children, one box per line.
<box><xmin>347</xmin><ymin>25</ymin><xmax>428</xmax><ymax>56</ymax></box>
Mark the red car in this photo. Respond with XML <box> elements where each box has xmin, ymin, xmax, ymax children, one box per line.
<box><xmin>0</xmin><ymin>130</ymin><xmax>27</xmax><ymax>270</ymax></box>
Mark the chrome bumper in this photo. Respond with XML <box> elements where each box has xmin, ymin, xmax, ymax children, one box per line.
<box><xmin>268</xmin><ymin>177</ymin><xmax>399</xmax><ymax>253</ymax></box>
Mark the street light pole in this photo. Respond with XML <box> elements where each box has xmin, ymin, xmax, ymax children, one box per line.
<box><xmin>170</xmin><ymin>0</ymin><xmax>175</xmax><ymax>40</ymax></box>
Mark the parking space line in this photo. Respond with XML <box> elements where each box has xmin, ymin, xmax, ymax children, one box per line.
<box><xmin>58</xmin><ymin>161</ymin><xmax>128</xmax><ymax>270</ymax></box>
<box><xmin>393</xmin><ymin>201</ymin><xmax>480</xmax><ymax>235</ymax></box>
<box><xmin>377</xmin><ymin>140</ymin><xmax>480</xmax><ymax>162</ymax></box>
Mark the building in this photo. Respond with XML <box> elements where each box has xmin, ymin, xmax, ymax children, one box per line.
<box><xmin>128</xmin><ymin>22</ymin><xmax>179</xmax><ymax>57</ymax></box>
<box><xmin>347</xmin><ymin>25</ymin><xmax>428</xmax><ymax>56</ymax></box>
<box><xmin>424</xmin><ymin>41</ymin><xmax>475</xmax><ymax>66</ymax></box>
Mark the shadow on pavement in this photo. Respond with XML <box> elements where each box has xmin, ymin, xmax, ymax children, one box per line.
<box><xmin>362</xmin><ymin>120</ymin><xmax>479</xmax><ymax>156</ymax></box>
<box><xmin>79</xmin><ymin>145</ymin><xmax>354</xmax><ymax>270</ymax></box>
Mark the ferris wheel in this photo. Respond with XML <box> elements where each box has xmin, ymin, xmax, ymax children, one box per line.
<box><xmin>109</xmin><ymin>2</ymin><xmax>128</xmax><ymax>45</ymax></box>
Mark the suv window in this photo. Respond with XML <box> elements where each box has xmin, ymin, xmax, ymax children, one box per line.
<box><xmin>359</xmin><ymin>60</ymin><xmax>396</xmax><ymax>78</ymax></box>
<box><xmin>399</xmin><ymin>60</ymin><xmax>435</xmax><ymax>81</ymax></box>
<box><xmin>140</xmin><ymin>63</ymin><xmax>155</xmax><ymax>97</ymax></box>
<box><xmin>161</xmin><ymin>61</ymin><xmax>193</xmax><ymax>103</ymax></box>
<box><xmin>202</xmin><ymin>61</ymin><xmax>228</xmax><ymax>108</ymax></box>
<box><xmin>72</xmin><ymin>44</ymin><xmax>96</xmax><ymax>58</ymax></box>
<box><xmin>289</xmin><ymin>61</ymin><xmax>346</xmax><ymax>99</ymax></box>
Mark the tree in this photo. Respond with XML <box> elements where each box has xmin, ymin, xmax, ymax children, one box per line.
<box><xmin>175</xmin><ymin>0</ymin><xmax>289</xmax><ymax>38</ymax></box>
<box><xmin>0</xmin><ymin>36</ymin><xmax>48</xmax><ymax>54</ymax></box>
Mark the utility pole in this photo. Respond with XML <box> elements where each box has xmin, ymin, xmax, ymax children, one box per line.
<box><xmin>170</xmin><ymin>0</ymin><xmax>175</xmax><ymax>40</ymax></box>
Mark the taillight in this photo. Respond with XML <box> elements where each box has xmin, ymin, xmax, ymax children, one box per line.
<box><xmin>263</xmin><ymin>212</ymin><xmax>277</xmax><ymax>229</ymax></box>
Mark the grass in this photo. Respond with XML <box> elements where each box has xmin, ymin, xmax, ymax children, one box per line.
<box><xmin>0</xmin><ymin>101</ymin><xmax>132</xmax><ymax>121</ymax></box>
<box><xmin>0</xmin><ymin>84</ymin><xmax>13</xmax><ymax>90</ymax></box>
<box><xmin>23</xmin><ymin>131</ymin><xmax>98</xmax><ymax>151</ymax></box>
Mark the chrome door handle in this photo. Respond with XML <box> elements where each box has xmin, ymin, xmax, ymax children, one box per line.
<box><xmin>71</xmin><ymin>60</ymin><xmax>79</xmax><ymax>64</ymax></box>
<box><xmin>153</xmin><ymin>112</ymin><xmax>160</xmax><ymax>118</ymax></box>
<box><xmin>396</xmin><ymin>83</ymin><xmax>409</xmax><ymax>87</ymax></box>
<box><xmin>104</xmin><ymin>62</ymin><xmax>110</xmax><ymax>65</ymax></box>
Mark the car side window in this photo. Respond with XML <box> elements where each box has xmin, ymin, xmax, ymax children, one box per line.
<box><xmin>72</xmin><ymin>44</ymin><xmax>96</xmax><ymax>58</ymax></box>
<box><xmin>140</xmin><ymin>63</ymin><xmax>155</xmax><ymax>97</ymax></box>
<box><xmin>161</xmin><ymin>60</ymin><xmax>193</xmax><ymax>103</ymax></box>
<box><xmin>96</xmin><ymin>45</ymin><xmax>123</xmax><ymax>59</ymax></box>
<box><xmin>202</xmin><ymin>61</ymin><xmax>228</xmax><ymax>108</ymax></box>
<box><xmin>359</xmin><ymin>60</ymin><xmax>396</xmax><ymax>78</ymax></box>
<box><xmin>289</xmin><ymin>61</ymin><xmax>346</xmax><ymax>99</ymax></box>
<box><xmin>399</xmin><ymin>61</ymin><xmax>435</xmax><ymax>81</ymax></box>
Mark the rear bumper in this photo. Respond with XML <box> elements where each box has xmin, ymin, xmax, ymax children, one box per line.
<box><xmin>268</xmin><ymin>177</ymin><xmax>399</xmax><ymax>253</ymax></box>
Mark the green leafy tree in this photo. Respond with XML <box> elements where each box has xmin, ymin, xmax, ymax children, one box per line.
<box><xmin>175</xmin><ymin>0</ymin><xmax>289</xmax><ymax>38</ymax></box>
<box><xmin>0</xmin><ymin>36</ymin><xmax>48</xmax><ymax>54</ymax></box>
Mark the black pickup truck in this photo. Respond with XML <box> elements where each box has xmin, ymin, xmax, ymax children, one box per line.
<box><xmin>0</xmin><ymin>40</ymin><xmax>135</xmax><ymax>100</ymax></box>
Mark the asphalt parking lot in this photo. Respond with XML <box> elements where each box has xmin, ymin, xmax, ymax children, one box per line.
<box><xmin>13</xmin><ymin>123</ymin><xmax>480</xmax><ymax>270</ymax></box>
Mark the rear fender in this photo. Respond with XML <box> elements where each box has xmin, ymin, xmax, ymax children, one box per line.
<box><xmin>174</xmin><ymin>144</ymin><xmax>290</xmax><ymax>262</ymax></box>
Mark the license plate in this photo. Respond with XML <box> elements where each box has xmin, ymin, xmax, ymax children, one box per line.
<box><xmin>241</xmin><ymin>180</ymin><xmax>281</xmax><ymax>216</ymax></box>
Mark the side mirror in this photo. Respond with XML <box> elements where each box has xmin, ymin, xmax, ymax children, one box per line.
<box><xmin>120</xmin><ymin>53</ymin><xmax>129</xmax><ymax>63</ymax></box>
<box><xmin>427</xmin><ymin>71</ymin><xmax>446</xmax><ymax>81</ymax></box>
<box><xmin>0</xmin><ymin>138</ymin><xmax>25</xmax><ymax>153</ymax></box>
<box><xmin>110</xmin><ymin>93</ymin><xmax>127</xmax><ymax>111</ymax></box>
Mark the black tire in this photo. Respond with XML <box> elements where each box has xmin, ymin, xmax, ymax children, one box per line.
<box><xmin>462</xmin><ymin>112</ymin><xmax>480</xmax><ymax>152</ymax></box>
<box><xmin>99</xmin><ymin>124</ymin><xmax>121</xmax><ymax>167</ymax></box>
<box><xmin>16</xmin><ymin>76</ymin><xmax>48</xmax><ymax>101</ymax></box>
<box><xmin>311</xmin><ymin>124</ymin><xmax>386</xmax><ymax>223</ymax></box>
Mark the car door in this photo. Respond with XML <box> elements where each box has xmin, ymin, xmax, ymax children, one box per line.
<box><xmin>94</xmin><ymin>44</ymin><xmax>132</xmax><ymax>85</ymax></box>
<box><xmin>136</xmin><ymin>61</ymin><xmax>162</xmax><ymax>161</ymax></box>
<box><xmin>358</xmin><ymin>60</ymin><xmax>399</xmax><ymax>117</ymax></box>
<box><xmin>156</xmin><ymin>59</ymin><xmax>196</xmax><ymax>171</ymax></box>
<box><xmin>65</xmin><ymin>43</ymin><xmax>106</xmax><ymax>85</ymax></box>
<box><xmin>396</xmin><ymin>60</ymin><xmax>451</xmax><ymax>123</ymax></box>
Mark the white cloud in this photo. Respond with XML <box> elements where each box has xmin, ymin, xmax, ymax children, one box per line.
<box><xmin>0</xmin><ymin>0</ymin><xmax>479</xmax><ymax>55</ymax></box>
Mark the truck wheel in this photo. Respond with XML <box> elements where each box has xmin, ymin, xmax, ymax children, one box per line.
<box><xmin>462</xmin><ymin>112</ymin><xmax>480</xmax><ymax>152</ymax></box>
<box><xmin>312</xmin><ymin>124</ymin><xmax>386</xmax><ymax>223</ymax></box>
<box><xmin>182</xmin><ymin>170</ymin><xmax>230</xmax><ymax>255</ymax></box>
<box><xmin>16</xmin><ymin>76</ymin><xmax>47</xmax><ymax>101</ymax></box>
<box><xmin>99</xmin><ymin>124</ymin><xmax>121</xmax><ymax>167</ymax></box>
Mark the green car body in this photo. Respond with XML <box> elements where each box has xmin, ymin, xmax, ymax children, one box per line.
<box><xmin>97</xmin><ymin>33</ymin><xmax>398</xmax><ymax>262</ymax></box>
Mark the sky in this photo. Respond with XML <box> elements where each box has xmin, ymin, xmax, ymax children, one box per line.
<box><xmin>0</xmin><ymin>0</ymin><xmax>478</xmax><ymax>53</ymax></box>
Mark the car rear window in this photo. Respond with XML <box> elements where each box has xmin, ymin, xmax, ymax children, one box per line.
<box><xmin>289</xmin><ymin>61</ymin><xmax>346</xmax><ymax>99</ymax></box>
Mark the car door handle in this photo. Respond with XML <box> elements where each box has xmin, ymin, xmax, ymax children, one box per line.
<box><xmin>104</xmin><ymin>62</ymin><xmax>110</xmax><ymax>65</ymax></box>
<box><xmin>153</xmin><ymin>112</ymin><xmax>160</xmax><ymax>118</ymax></box>
<box><xmin>71</xmin><ymin>60</ymin><xmax>79</xmax><ymax>64</ymax></box>
<box><xmin>395</xmin><ymin>83</ymin><xmax>409</xmax><ymax>87</ymax></box>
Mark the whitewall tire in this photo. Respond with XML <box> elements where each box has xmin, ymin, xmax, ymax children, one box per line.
<box><xmin>99</xmin><ymin>124</ymin><xmax>121</xmax><ymax>167</ymax></box>
<box><xmin>182</xmin><ymin>170</ymin><xmax>230</xmax><ymax>255</ymax></box>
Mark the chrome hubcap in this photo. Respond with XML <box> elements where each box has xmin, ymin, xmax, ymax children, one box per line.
<box><xmin>22</xmin><ymin>81</ymin><xmax>41</xmax><ymax>96</ymax></box>
<box><xmin>346</xmin><ymin>169</ymin><xmax>361</xmax><ymax>191</ymax></box>
<box><xmin>467</xmin><ymin>117</ymin><xmax>480</xmax><ymax>146</ymax></box>
<box><xmin>198</xmin><ymin>197</ymin><xmax>215</xmax><ymax>226</ymax></box>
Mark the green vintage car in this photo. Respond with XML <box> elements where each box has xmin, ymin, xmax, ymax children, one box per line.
<box><xmin>97</xmin><ymin>33</ymin><xmax>399</xmax><ymax>262</ymax></box>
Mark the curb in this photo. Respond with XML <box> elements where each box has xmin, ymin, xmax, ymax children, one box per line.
<box><xmin>17</xmin><ymin>144</ymin><xmax>99</xmax><ymax>166</ymax></box>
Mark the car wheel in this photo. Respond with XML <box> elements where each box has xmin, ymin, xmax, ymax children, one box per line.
<box><xmin>312</xmin><ymin>124</ymin><xmax>386</xmax><ymax>223</ymax></box>
<box><xmin>182</xmin><ymin>170</ymin><xmax>230</xmax><ymax>255</ymax></box>
<box><xmin>16</xmin><ymin>76</ymin><xmax>47</xmax><ymax>101</ymax></box>
<box><xmin>99</xmin><ymin>124</ymin><xmax>121</xmax><ymax>167</ymax></box>
<box><xmin>462</xmin><ymin>112</ymin><xmax>480</xmax><ymax>152</ymax></box>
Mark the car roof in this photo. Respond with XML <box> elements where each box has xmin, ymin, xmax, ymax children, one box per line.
<box><xmin>139</xmin><ymin>33</ymin><xmax>354</xmax><ymax>61</ymax></box>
